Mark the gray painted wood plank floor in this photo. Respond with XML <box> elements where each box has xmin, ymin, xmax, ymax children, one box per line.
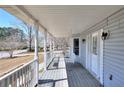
<box><xmin>65</xmin><ymin>58</ymin><xmax>101</xmax><ymax>87</ymax></box>
<box><xmin>38</xmin><ymin>51</ymin><xmax>100</xmax><ymax>87</ymax></box>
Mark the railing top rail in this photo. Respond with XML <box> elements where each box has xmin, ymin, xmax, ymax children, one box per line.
<box><xmin>0</xmin><ymin>58</ymin><xmax>37</xmax><ymax>81</ymax></box>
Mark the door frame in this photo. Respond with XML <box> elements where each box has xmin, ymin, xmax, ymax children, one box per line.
<box><xmin>91</xmin><ymin>32</ymin><xmax>99</xmax><ymax>76</ymax></box>
<box><xmin>86</xmin><ymin>29</ymin><xmax>103</xmax><ymax>84</ymax></box>
<box><xmin>99</xmin><ymin>29</ymin><xmax>103</xmax><ymax>85</ymax></box>
<box><xmin>86</xmin><ymin>34</ymin><xmax>92</xmax><ymax>71</ymax></box>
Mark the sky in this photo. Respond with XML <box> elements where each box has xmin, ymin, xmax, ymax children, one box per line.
<box><xmin>0</xmin><ymin>8</ymin><xmax>44</xmax><ymax>39</ymax></box>
<box><xmin>0</xmin><ymin>8</ymin><xmax>20</xmax><ymax>27</ymax></box>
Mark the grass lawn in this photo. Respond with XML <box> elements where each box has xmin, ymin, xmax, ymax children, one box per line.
<box><xmin>0</xmin><ymin>52</ymin><xmax>44</xmax><ymax>77</ymax></box>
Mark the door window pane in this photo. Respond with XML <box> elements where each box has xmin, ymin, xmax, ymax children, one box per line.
<box><xmin>73</xmin><ymin>38</ymin><xmax>79</xmax><ymax>55</ymax></box>
<box><xmin>92</xmin><ymin>35</ymin><xmax>97</xmax><ymax>55</ymax></box>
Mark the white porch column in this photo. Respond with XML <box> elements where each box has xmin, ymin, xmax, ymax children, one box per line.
<box><xmin>34</xmin><ymin>21</ymin><xmax>39</xmax><ymax>85</ymax></box>
<box><xmin>50</xmin><ymin>37</ymin><xmax>52</xmax><ymax>52</ymax></box>
<box><xmin>53</xmin><ymin>40</ymin><xmax>55</xmax><ymax>51</ymax></box>
<box><xmin>50</xmin><ymin>37</ymin><xmax>53</xmax><ymax>58</ymax></box>
<box><xmin>44</xmin><ymin>31</ymin><xmax>47</xmax><ymax>70</ymax></box>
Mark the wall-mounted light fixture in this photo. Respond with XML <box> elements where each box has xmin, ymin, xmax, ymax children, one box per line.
<box><xmin>101</xmin><ymin>31</ymin><xmax>110</xmax><ymax>40</ymax></box>
<box><xmin>82</xmin><ymin>39</ymin><xmax>86</xmax><ymax>43</ymax></box>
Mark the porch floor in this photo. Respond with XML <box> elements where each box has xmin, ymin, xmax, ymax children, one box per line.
<box><xmin>38</xmin><ymin>52</ymin><xmax>68</xmax><ymax>87</ymax></box>
<box><xmin>38</xmin><ymin>51</ymin><xmax>101</xmax><ymax>87</ymax></box>
<box><xmin>65</xmin><ymin>58</ymin><xmax>101</xmax><ymax>87</ymax></box>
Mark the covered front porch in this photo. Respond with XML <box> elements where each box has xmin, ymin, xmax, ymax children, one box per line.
<box><xmin>38</xmin><ymin>51</ymin><xmax>100</xmax><ymax>87</ymax></box>
<box><xmin>0</xmin><ymin>5</ymin><xmax>124</xmax><ymax>87</ymax></box>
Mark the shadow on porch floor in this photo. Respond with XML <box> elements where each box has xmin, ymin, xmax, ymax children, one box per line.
<box><xmin>38</xmin><ymin>52</ymin><xmax>101</xmax><ymax>87</ymax></box>
<box><xmin>38</xmin><ymin>54</ymin><xmax>68</xmax><ymax>87</ymax></box>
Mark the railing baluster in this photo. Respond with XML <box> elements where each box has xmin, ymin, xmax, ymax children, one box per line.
<box><xmin>16</xmin><ymin>72</ymin><xmax>18</xmax><ymax>87</ymax></box>
<box><xmin>11</xmin><ymin>74</ymin><xmax>14</xmax><ymax>87</ymax></box>
<box><xmin>27</xmin><ymin>66</ymin><xmax>29</xmax><ymax>86</ymax></box>
<box><xmin>8</xmin><ymin>76</ymin><xmax>10</xmax><ymax>87</ymax></box>
<box><xmin>21</xmin><ymin>69</ymin><xmax>23</xmax><ymax>87</ymax></box>
<box><xmin>17</xmin><ymin>71</ymin><xmax>20</xmax><ymax>87</ymax></box>
<box><xmin>14</xmin><ymin>73</ymin><xmax>17</xmax><ymax>87</ymax></box>
<box><xmin>20</xmin><ymin>69</ymin><xmax>22</xmax><ymax>87</ymax></box>
<box><xmin>23</xmin><ymin>68</ymin><xmax>25</xmax><ymax>87</ymax></box>
<box><xmin>19</xmin><ymin>71</ymin><xmax>21</xmax><ymax>87</ymax></box>
<box><xmin>13</xmin><ymin>74</ymin><xmax>16</xmax><ymax>87</ymax></box>
<box><xmin>26</xmin><ymin>66</ymin><xmax>28</xmax><ymax>87</ymax></box>
<box><xmin>12</xmin><ymin>74</ymin><xmax>14</xmax><ymax>87</ymax></box>
<box><xmin>0</xmin><ymin>59</ymin><xmax>38</xmax><ymax>87</ymax></box>
<box><xmin>4</xmin><ymin>78</ymin><xmax>7</xmax><ymax>87</ymax></box>
<box><xmin>29</xmin><ymin>65</ymin><xmax>31</xmax><ymax>86</ymax></box>
<box><xmin>22</xmin><ymin>69</ymin><xmax>24</xmax><ymax>87</ymax></box>
<box><xmin>24</xmin><ymin>67</ymin><xmax>26</xmax><ymax>87</ymax></box>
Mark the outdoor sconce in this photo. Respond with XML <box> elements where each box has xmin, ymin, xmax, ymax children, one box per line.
<box><xmin>101</xmin><ymin>31</ymin><xmax>110</xmax><ymax>40</ymax></box>
<box><xmin>82</xmin><ymin>39</ymin><xmax>86</xmax><ymax>43</ymax></box>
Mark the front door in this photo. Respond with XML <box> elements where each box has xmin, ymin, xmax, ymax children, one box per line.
<box><xmin>91</xmin><ymin>32</ymin><xmax>98</xmax><ymax>76</ymax></box>
<box><xmin>86</xmin><ymin>29</ymin><xmax>103</xmax><ymax>84</ymax></box>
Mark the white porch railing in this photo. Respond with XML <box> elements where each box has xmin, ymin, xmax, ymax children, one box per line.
<box><xmin>46</xmin><ymin>51</ymin><xmax>54</xmax><ymax>67</ymax></box>
<box><xmin>0</xmin><ymin>59</ymin><xmax>38</xmax><ymax>87</ymax></box>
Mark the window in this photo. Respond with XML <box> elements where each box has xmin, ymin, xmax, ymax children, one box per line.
<box><xmin>73</xmin><ymin>38</ymin><xmax>79</xmax><ymax>55</ymax></box>
<box><xmin>92</xmin><ymin>35</ymin><xmax>97</xmax><ymax>55</ymax></box>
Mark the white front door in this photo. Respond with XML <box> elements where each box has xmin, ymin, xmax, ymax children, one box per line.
<box><xmin>86</xmin><ymin>29</ymin><xmax>103</xmax><ymax>84</ymax></box>
<box><xmin>86</xmin><ymin>34</ymin><xmax>91</xmax><ymax>71</ymax></box>
<box><xmin>91</xmin><ymin>32</ymin><xmax>99</xmax><ymax>76</ymax></box>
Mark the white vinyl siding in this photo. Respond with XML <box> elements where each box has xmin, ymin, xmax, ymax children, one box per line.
<box><xmin>81</xmin><ymin>7</ymin><xmax>124</xmax><ymax>87</ymax></box>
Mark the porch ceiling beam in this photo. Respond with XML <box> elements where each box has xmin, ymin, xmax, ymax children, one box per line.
<box><xmin>15</xmin><ymin>6</ymin><xmax>47</xmax><ymax>30</ymax></box>
<box><xmin>12</xmin><ymin>5</ymin><xmax>54</xmax><ymax>38</ymax></box>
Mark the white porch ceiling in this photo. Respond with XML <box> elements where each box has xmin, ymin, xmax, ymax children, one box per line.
<box><xmin>3</xmin><ymin>5</ymin><xmax>124</xmax><ymax>37</ymax></box>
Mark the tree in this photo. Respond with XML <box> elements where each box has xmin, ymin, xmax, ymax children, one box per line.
<box><xmin>0</xmin><ymin>27</ymin><xmax>11</xmax><ymax>40</ymax></box>
<box><xmin>0</xmin><ymin>27</ymin><xmax>25</xmax><ymax>42</ymax></box>
<box><xmin>0</xmin><ymin>27</ymin><xmax>27</xmax><ymax>58</ymax></box>
<box><xmin>14</xmin><ymin>21</ymin><xmax>34</xmax><ymax>52</ymax></box>
<box><xmin>0</xmin><ymin>34</ymin><xmax>26</xmax><ymax>58</ymax></box>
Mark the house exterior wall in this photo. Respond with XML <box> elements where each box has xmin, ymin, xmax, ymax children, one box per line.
<box><xmin>80</xmin><ymin>8</ymin><xmax>124</xmax><ymax>87</ymax></box>
<box><xmin>80</xmin><ymin>35</ymin><xmax>86</xmax><ymax>67</ymax></box>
